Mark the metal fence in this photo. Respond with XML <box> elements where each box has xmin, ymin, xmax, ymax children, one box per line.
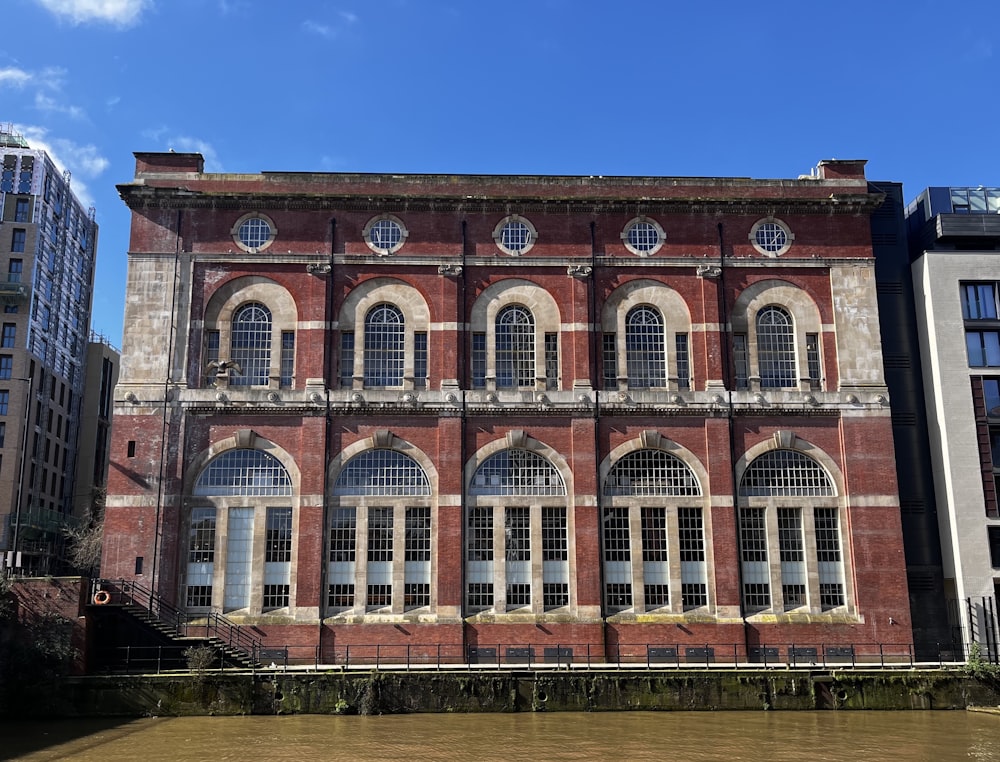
<box><xmin>93</xmin><ymin>640</ymin><xmax>957</xmax><ymax>675</ymax></box>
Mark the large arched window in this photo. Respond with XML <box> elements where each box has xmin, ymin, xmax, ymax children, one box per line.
<box><xmin>186</xmin><ymin>448</ymin><xmax>294</xmax><ymax>613</ymax></box>
<box><xmin>625</xmin><ymin>306</ymin><xmax>666</xmax><ymax>388</ymax></box>
<box><xmin>363</xmin><ymin>304</ymin><xmax>405</xmax><ymax>387</ymax></box>
<box><xmin>737</xmin><ymin>448</ymin><xmax>844</xmax><ymax>615</ymax></box>
<box><xmin>329</xmin><ymin>448</ymin><xmax>432</xmax><ymax>614</ymax></box>
<box><xmin>229</xmin><ymin>303</ymin><xmax>273</xmax><ymax>387</ymax></box>
<box><xmin>756</xmin><ymin>306</ymin><xmax>796</xmax><ymax>388</ymax></box>
<box><xmin>495</xmin><ymin>305</ymin><xmax>535</xmax><ymax>389</ymax></box>
<box><xmin>467</xmin><ymin>447</ymin><xmax>569</xmax><ymax>614</ymax></box>
<box><xmin>602</xmin><ymin>447</ymin><xmax>707</xmax><ymax>614</ymax></box>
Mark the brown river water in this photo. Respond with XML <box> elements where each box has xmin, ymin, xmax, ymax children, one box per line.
<box><xmin>2</xmin><ymin>711</ymin><xmax>999</xmax><ymax>761</ymax></box>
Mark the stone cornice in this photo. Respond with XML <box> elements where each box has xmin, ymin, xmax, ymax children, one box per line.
<box><xmin>118</xmin><ymin>184</ymin><xmax>884</xmax><ymax>216</ymax></box>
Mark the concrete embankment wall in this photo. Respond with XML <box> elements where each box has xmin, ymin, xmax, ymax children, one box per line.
<box><xmin>19</xmin><ymin>670</ymin><xmax>1000</xmax><ymax>717</ymax></box>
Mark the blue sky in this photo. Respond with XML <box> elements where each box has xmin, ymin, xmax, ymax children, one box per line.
<box><xmin>2</xmin><ymin>0</ymin><xmax>999</xmax><ymax>344</ymax></box>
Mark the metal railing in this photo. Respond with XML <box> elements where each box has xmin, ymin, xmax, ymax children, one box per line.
<box><xmin>91</xmin><ymin>639</ymin><xmax>996</xmax><ymax>675</ymax></box>
<box><xmin>90</xmin><ymin>578</ymin><xmax>262</xmax><ymax>663</ymax></box>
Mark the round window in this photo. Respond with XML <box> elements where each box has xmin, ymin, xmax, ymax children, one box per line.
<box><xmin>750</xmin><ymin>219</ymin><xmax>793</xmax><ymax>256</ymax></box>
<box><xmin>363</xmin><ymin>215</ymin><xmax>407</xmax><ymax>255</ymax></box>
<box><xmin>494</xmin><ymin>216</ymin><xmax>537</xmax><ymax>255</ymax></box>
<box><xmin>232</xmin><ymin>214</ymin><xmax>276</xmax><ymax>253</ymax></box>
<box><xmin>622</xmin><ymin>217</ymin><xmax>665</xmax><ymax>256</ymax></box>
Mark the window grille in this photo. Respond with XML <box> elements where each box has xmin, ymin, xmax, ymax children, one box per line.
<box><xmin>496</xmin><ymin>305</ymin><xmax>535</xmax><ymax>388</ymax></box>
<box><xmin>501</xmin><ymin>220</ymin><xmax>531</xmax><ymax>253</ymax></box>
<box><xmin>0</xmin><ymin>356</ymin><xmax>11</xmax><ymax>380</ymax></box>
<box><xmin>339</xmin><ymin>331</ymin><xmax>355</xmax><ymax>388</ymax></box>
<box><xmin>506</xmin><ymin>583</ymin><xmax>531</xmax><ymax>608</ymax></box>
<box><xmin>605</xmin><ymin>449</ymin><xmax>700</xmax><ymax>496</ymax></box>
<box><xmin>505</xmin><ymin>507</ymin><xmax>530</xmax><ymax>562</ymax></box>
<box><xmin>606</xmin><ymin>582</ymin><xmax>632</xmax><ymax>608</ymax></box>
<box><xmin>815</xmin><ymin>507</ymin><xmax>845</xmax><ymax>608</ymax></box>
<box><xmin>194</xmin><ymin>449</ymin><xmax>292</xmax><ymax>496</ymax></box>
<box><xmin>367</xmin><ymin>584</ymin><xmax>392</xmax><ymax>608</ymax></box>
<box><xmin>676</xmin><ymin>333</ymin><xmax>690</xmax><ymax>390</ymax></box>
<box><xmin>1</xmin><ymin>324</ymin><xmax>15</xmax><ymax>349</ymax></box>
<box><xmin>204</xmin><ymin>330</ymin><xmax>220</xmax><ymax>386</ymax></box>
<box><xmin>739</xmin><ymin>450</ymin><xmax>834</xmax><ymax>497</ymax></box>
<box><xmin>329</xmin><ymin>507</ymin><xmax>356</xmax><ymax>562</ymax></box>
<box><xmin>802</xmin><ymin>334</ymin><xmax>819</xmax><ymax>390</ymax></box>
<box><xmin>404</xmin><ymin>583</ymin><xmax>430</xmax><ymax>609</ymax></box>
<box><xmin>334</xmin><ymin>449</ymin><xmax>431</xmax><ymax>496</ymax></box>
<box><xmin>238</xmin><ymin>217</ymin><xmax>271</xmax><ymax>250</ymax></box>
<box><xmin>677</xmin><ymin>508</ymin><xmax>708</xmax><ymax>609</ymax></box>
<box><xmin>734</xmin><ymin>333</ymin><xmax>749</xmax><ymax>389</ymax></box>
<box><xmin>645</xmin><ymin>584</ymin><xmax>669</xmax><ymax>608</ymax></box>
<box><xmin>14</xmin><ymin>198</ymin><xmax>28</xmax><ymax>222</ymax></box>
<box><xmin>414</xmin><ymin>332</ymin><xmax>428</xmax><ymax>389</ymax></box>
<box><xmin>627</xmin><ymin>221</ymin><xmax>660</xmax><ymax>252</ymax></box>
<box><xmin>0</xmin><ymin>391</ymin><xmax>8</xmax><ymax>416</ymax></box>
<box><xmin>471</xmin><ymin>332</ymin><xmax>486</xmax><ymax>388</ymax></box>
<box><xmin>470</xmin><ymin>448</ymin><xmax>565</xmax><ymax>496</ymax></box>
<box><xmin>364</xmin><ymin>304</ymin><xmax>405</xmax><ymax>387</ymax></box>
<box><xmin>328</xmin><ymin>584</ymin><xmax>354</xmax><ymax>608</ymax></box>
<box><xmin>542</xmin><ymin>507</ymin><xmax>567</xmax><ymax>561</ymax></box>
<box><xmin>641</xmin><ymin>507</ymin><xmax>668</xmax><ymax>562</ymax></box>
<box><xmin>367</xmin><ymin>507</ymin><xmax>393</xmax><ymax>562</ymax></box>
<box><xmin>369</xmin><ymin>218</ymin><xmax>402</xmax><ymax>252</ymax></box>
<box><xmin>263</xmin><ymin>585</ymin><xmax>289</xmax><ymax>609</ymax></box>
<box><xmin>544</xmin><ymin>332</ymin><xmax>558</xmax><ymax>390</ymax></box>
<box><xmin>468</xmin><ymin>507</ymin><xmax>494</xmax><ymax>561</ymax></box>
<box><xmin>467</xmin><ymin>582</ymin><xmax>493</xmax><ymax>609</ymax></box>
<box><xmin>188</xmin><ymin>507</ymin><xmax>216</xmax><ymax>563</ymax></box>
<box><xmin>603</xmin><ymin>507</ymin><xmax>631</xmax><ymax>562</ymax></box>
<box><xmin>739</xmin><ymin>507</ymin><xmax>770</xmax><ymax>611</ymax></box>
<box><xmin>625</xmin><ymin>306</ymin><xmax>666</xmax><ymax>388</ymax></box>
<box><xmin>229</xmin><ymin>303</ymin><xmax>272</xmax><ymax>387</ymax></box>
<box><xmin>778</xmin><ymin>508</ymin><xmax>806</xmax><ymax>609</ymax></box>
<box><xmin>11</xmin><ymin>229</ymin><xmax>25</xmax><ymax>253</ymax></box>
<box><xmin>757</xmin><ymin>306</ymin><xmax>796</xmax><ymax>388</ymax></box>
<box><xmin>186</xmin><ymin>586</ymin><xmax>212</xmax><ymax>608</ymax></box>
<box><xmin>7</xmin><ymin>259</ymin><xmax>22</xmax><ymax>283</ymax></box>
<box><xmin>543</xmin><ymin>583</ymin><xmax>569</xmax><ymax>609</ymax></box>
<box><xmin>265</xmin><ymin>507</ymin><xmax>292</xmax><ymax>563</ymax></box>
<box><xmin>602</xmin><ymin>333</ymin><xmax>618</xmax><ymax>390</ymax></box>
<box><xmin>405</xmin><ymin>506</ymin><xmax>431</xmax><ymax>562</ymax></box>
<box><xmin>280</xmin><ymin>331</ymin><xmax>294</xmax><ymax>388</ymax></box>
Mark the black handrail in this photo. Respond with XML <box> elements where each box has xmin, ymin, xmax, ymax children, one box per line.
<box><xmin>91</xmin><ymin>578</ymin><xmax>262</xmax><ymax>662</ymax></box>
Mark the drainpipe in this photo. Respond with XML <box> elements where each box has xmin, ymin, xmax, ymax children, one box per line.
<box><xmin>717</xmin><ymin>222</ymin><xmax>750</xmax><ymax>658</ymax></box>
<box><xmin>151</xmin><ymin>208</ymin><xmax>182</xmax><ymax>598</ymax></box>
<box><xmin>319</xmin><ymin>217</ymin><xmax>336</xmax><ymax>659</ymax></box>
<box><xmin>589</xmin><ymin>220</ymin><xmax>608</xmax><ymax>657</ymax></box>
<box><xmin>459</xmin><ymin>219</ymin><xmax>469</xmax><ymax>659</ymax></box>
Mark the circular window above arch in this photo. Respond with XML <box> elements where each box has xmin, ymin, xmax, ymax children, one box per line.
<box><xmin>749</xmin><ymin>217</ymin><xmax>794</xmax><ymax>256</ymax></box>
<box><xmin>363</xmin><ymin>214</ymin><xmax>408</xmax><ymax>255</ymax></box>
<box><xmin>621</xmin><ymin>217</ymin><xmax>665</xmax><ymax>256</ymax></box>
<box><xmin>232</xmin><ymin>213</ymin><xmax>277</xmax><ymax>254</ymax></box>
<box><xmin>493</xmin><ymin>215</ymin><xmax>537</xmax><ymax>256</ymax></box>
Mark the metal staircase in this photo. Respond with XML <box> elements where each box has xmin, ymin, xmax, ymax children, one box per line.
<box><xmin>90</xmin><ymin>578</ymin><xmax>262</xmax><ymax>669</ymax></box>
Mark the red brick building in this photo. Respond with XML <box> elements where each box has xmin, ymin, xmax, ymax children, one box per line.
<box><xmin>103</xmin><ymin>153</ymin><xmax>912</xmax><ymax>663</ymax></box>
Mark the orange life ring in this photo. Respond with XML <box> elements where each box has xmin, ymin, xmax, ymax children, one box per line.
<box><xmin>93</xmin><ymin>590</ymin><xmax>110</xmax><ymax>605</ymax></box>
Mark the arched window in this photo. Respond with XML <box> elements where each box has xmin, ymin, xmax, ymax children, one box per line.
<box><xmin>229</xmin><ymin>303</ymin><xmax>272</xmax><ymax>387</ymax></box>
<box><xmin>329</xmin><ymin>448</ymin><xmax>432</xmax><ymax>614</ymax></box>
<box><xmin>186</xmin><ymin>448</ymin><xmax>294</xmax><ymax>613</ymax></box>
<box><xmin>602</xmin><ymin>447</ymin><xmax>707</xmax><ymax>614</ymax></box>
<box><xmin>333</xmin><ymin>449</ymin><xmax>431</xmax><ymax>496</ymax></box>
<box><xmin>467</xmin><ymin>447</ymin><xmax>569</xmax><ymax>614</ymax></box>
<box><xmin>470</xmin><ymin>448</ymin><xmax>566</xmax><ymax>496</ymax></box>
<box><xmin>495</xmin><ymin>305</ymin><xmax>535</xmax><ymax>389</ymax></box>
<box><xmin>363</xmin><ymin>304</ymin><xmax>405</xmax><ymax>387</ymax></box>
<box><xmin>756</xmin><ymin>306</ymin><xmax>796</xmax><ymax>388</ymax></box>
<box><xmin>625</xmin><ymin>306</ymin><xmax>666</xmax><ymax>388</ymax></box>
<box><xmin>737</xmin><ymin>448</ymin><xmax>844</xmax><ymax>615</ymax></box>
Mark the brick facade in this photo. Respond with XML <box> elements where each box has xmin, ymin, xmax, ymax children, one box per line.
<box><xmin>102</xmin><ymin>154</ymin><xmax>913</xmax><ymax>662</ymax></box>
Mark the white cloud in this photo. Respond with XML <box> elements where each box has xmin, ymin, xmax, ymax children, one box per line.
<box><xmin>34</xmin><ymin>92</ymin><xmax>85</xmax><ymax>120</ymax></box>
<box><xmin>0</xmin><ymin>66</ymin><xmax>65</xmax><ymax>90</ymax></box>
<box><xmin>0</xmin><ymin>68</ymin><xmax>32</xmax><ymax>88</ymax></box>
<box><xmin>303</xmin><ymin>11</ymin><xmax>359</xmax><ymax>39</ymax></box>
<box><xmin>33</xmin><ymin>0</ymin><xmax>152</xmax><ymax>27</ymax></box>
<box><xmin>15</xmin><ymin>124</ymin><xmax>109</xmax><ymax>207</ymax></box>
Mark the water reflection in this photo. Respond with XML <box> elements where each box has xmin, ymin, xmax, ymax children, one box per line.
<box><xmin>3</xmin><ymin>711</ymin><xmax>999</xmax><ymax>762</ymax></box>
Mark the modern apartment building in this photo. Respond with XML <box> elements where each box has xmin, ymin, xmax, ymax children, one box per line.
<box><xmin>909</xmin><ymin>186</ymin><xmax>1000</xmax><ymax>654</ymax></box>
<box><xmin>0</xmin><ymin>125</ymin><xmax>99</xmax><ymax>575</ymax></box>
<box><xmin>102</xmin><ymin>151</ymin><xmax>912</xmax><ymax>662</ymax></box>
